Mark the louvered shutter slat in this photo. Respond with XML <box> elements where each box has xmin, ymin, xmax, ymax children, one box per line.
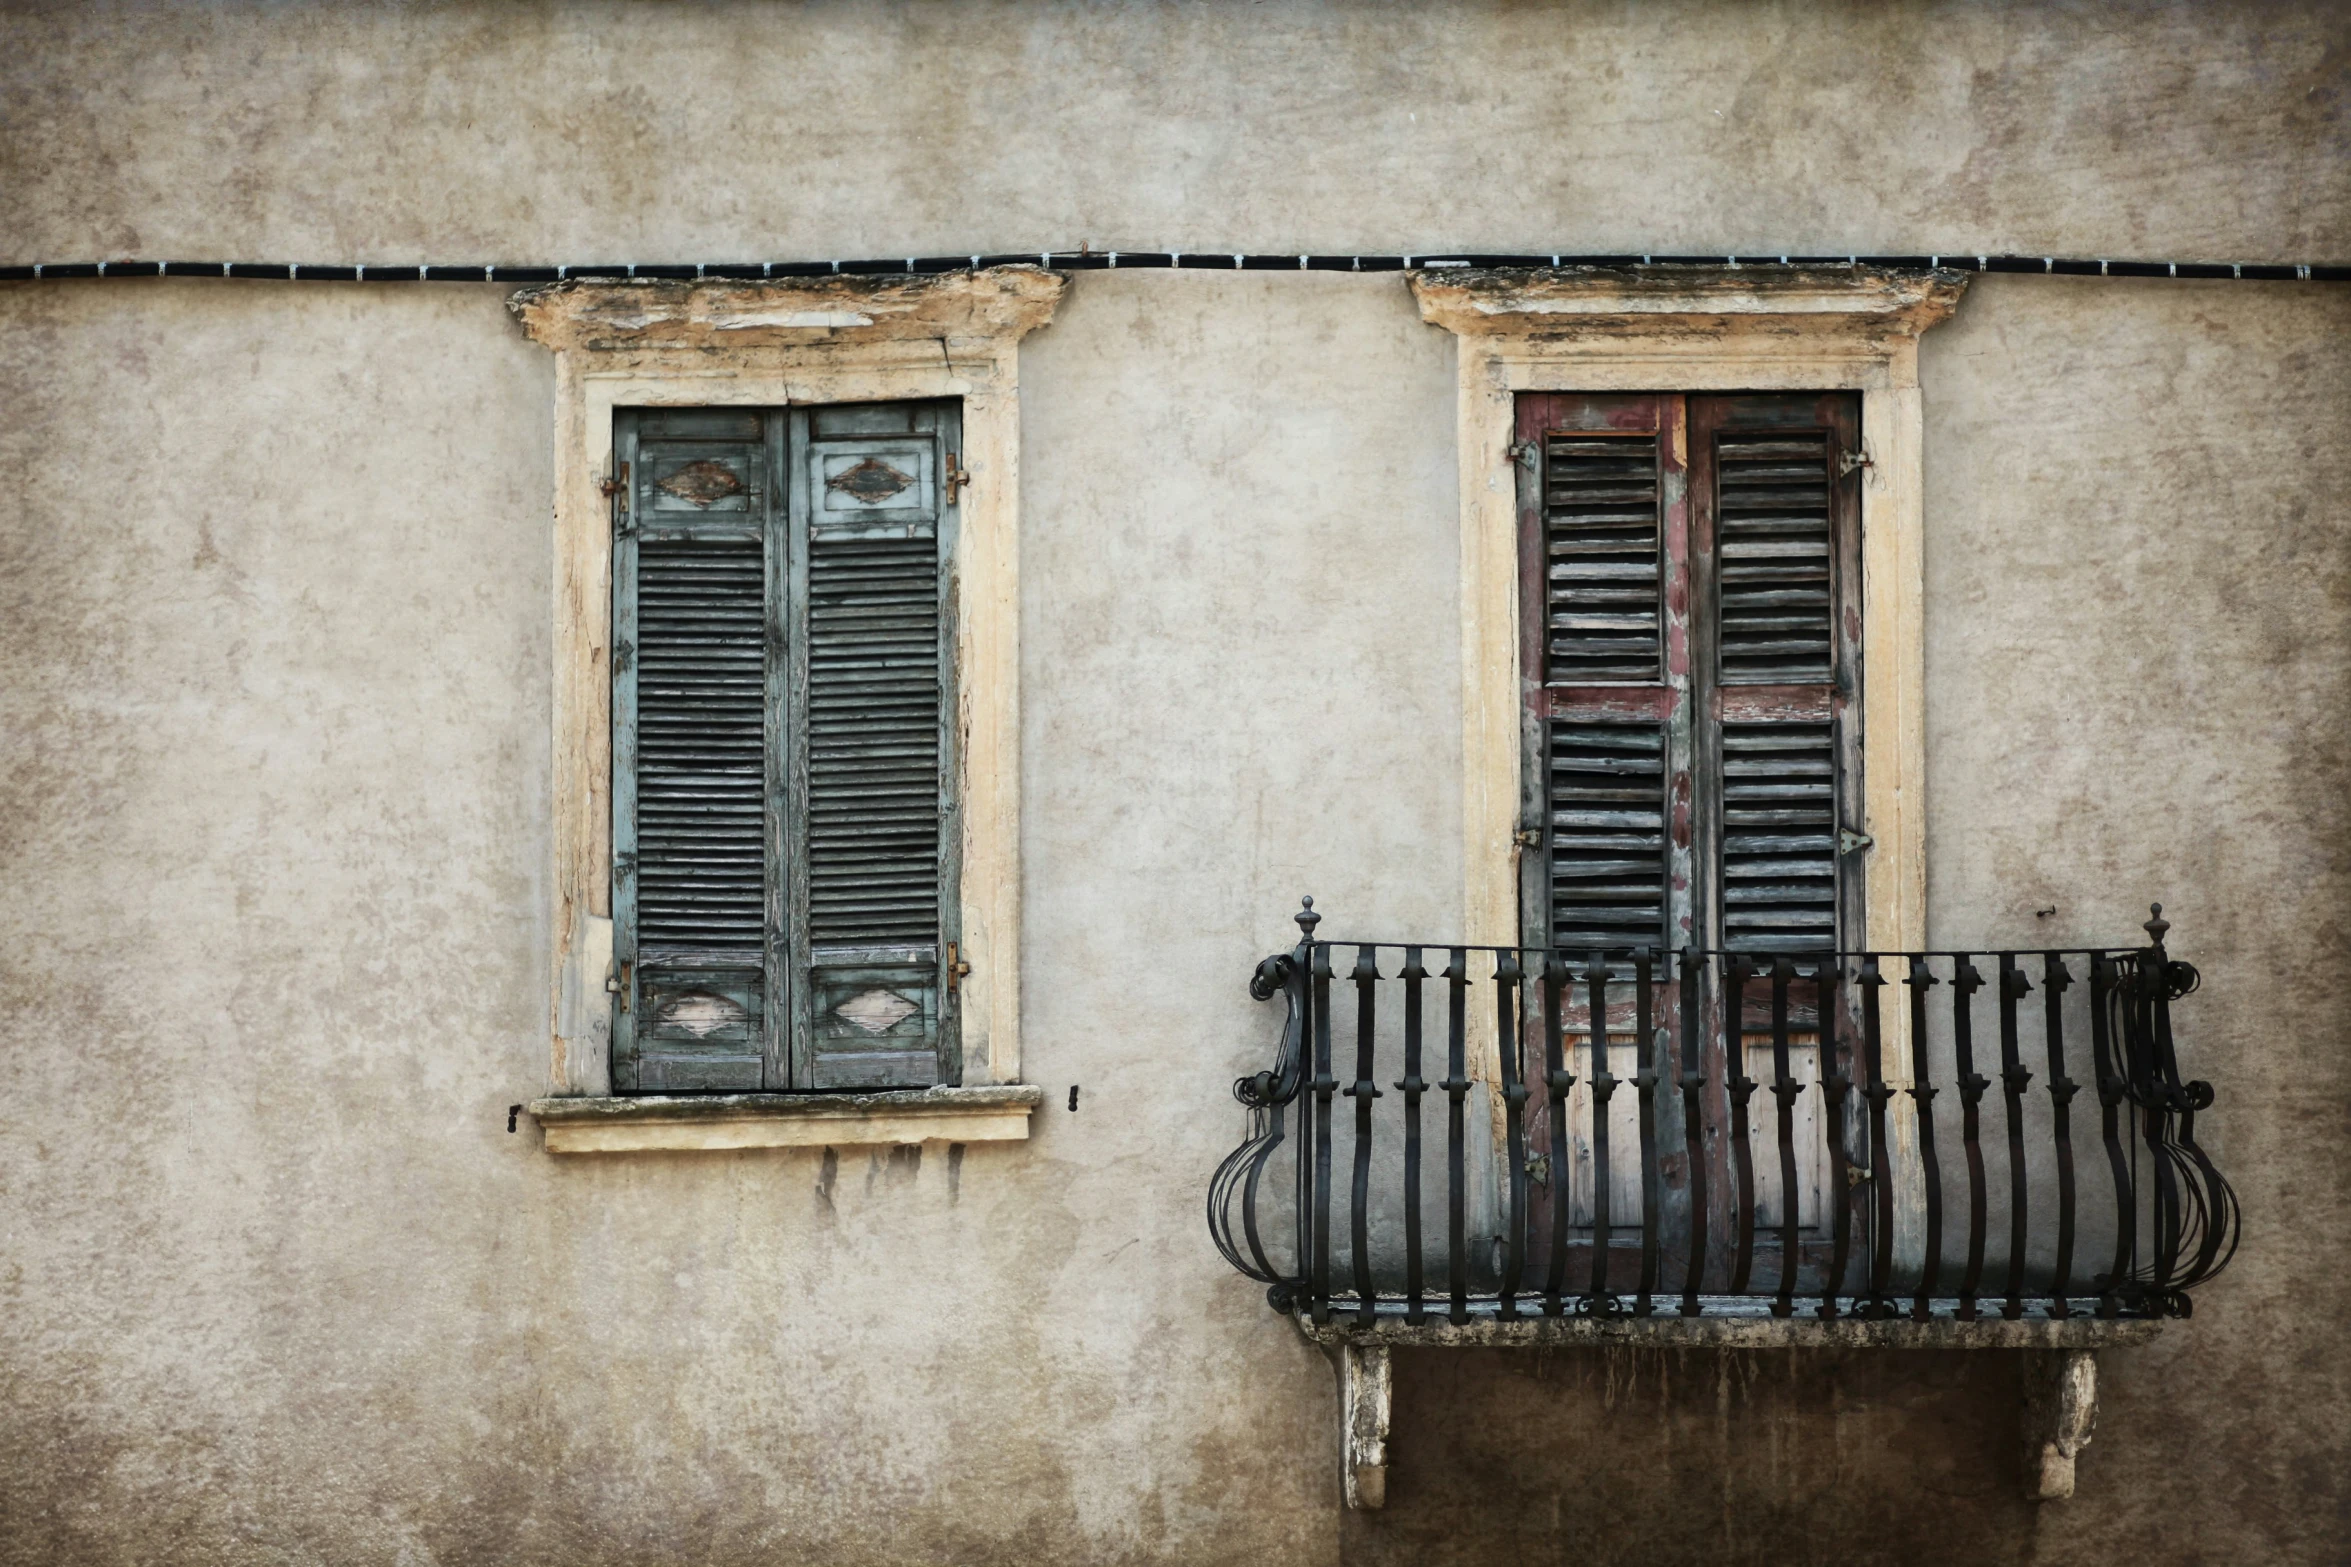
<box><xmin>635</xmin><ymin>540</ymin><xmax>766</xmax><ymax>954</ymax></box>
<box><xmin>1719</xmin><ymin>720</ymin><xmax>1839</xmax><ymax>951</ymax></box>
<box><xmin>806</xmin><ymin>536</ymin><xmax>941</xmax><ymax>946</ymax></box>
<box><xmin>1548</xmin><ymin>721</ymin><xmax>1670</xmax><ymax>952</ymax></box>
<box><xmin>1716</xmin><ymin>435</ymin><xmax>1834</xmax><ymax>683</ymax></box>
<box><xmin>1546</xmin><ymin>434</ymin><xmax>1664</xmax><ymax>683</ymax></box>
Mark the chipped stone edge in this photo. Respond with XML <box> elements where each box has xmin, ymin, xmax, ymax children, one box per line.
<box><xmin>1407</xmin><ymin>263</ymin><xmax>1969</xmax><ymax>337</ymax></box>
<box><xmin>525</xmin><ymin>1084</ymin><xmax>1046</xmax><ymax>1153</ymax></box>
<box><xmin>508</xmin><ymin>264</ymin><xmax>1067</xmax><ymax>351</ymax></box>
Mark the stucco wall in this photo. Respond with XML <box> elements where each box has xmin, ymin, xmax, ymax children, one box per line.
<box><xmin>3</xmin><ymin>3</ymin><xmax>2346</xmax><ymax>1565</ymax></box>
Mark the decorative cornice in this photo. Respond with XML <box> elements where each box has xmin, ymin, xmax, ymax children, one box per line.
<box><xmin>1409</xmin><ymin>265</ymin><xmax>1968</xmax><ymax>343</ymax></box>
<box><xmin>508</xmin><ymin>264</ymin><xmax>1066</xmax><ymax>353</ymax></box>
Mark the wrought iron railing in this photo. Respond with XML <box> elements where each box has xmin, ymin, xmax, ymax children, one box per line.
<box><xmin>1210</xmin><ymin>900</ymin><xmax>2236</xmax><ymax>1325</ymax></box>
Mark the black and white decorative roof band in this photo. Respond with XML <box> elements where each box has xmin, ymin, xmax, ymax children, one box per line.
<box><xmin>1</xmin><ymin>253</ymin><xmax>2345</xmax><ymax>283</ymax></box>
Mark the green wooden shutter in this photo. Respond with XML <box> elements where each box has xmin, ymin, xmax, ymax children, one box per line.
<box><xmin>612</xmin><ymin>402</ymin><xmax>961</xmax><ymax>1094</ymax></box>
<box><xmin>786</xmin><ymin>403</ymin><xmax>961</xmax><ymax>1090</ymax></box>
<box><xmin>611</xmin><ymin>410</ymin><xmax>780</xmax><ymax>1091</ymax></box>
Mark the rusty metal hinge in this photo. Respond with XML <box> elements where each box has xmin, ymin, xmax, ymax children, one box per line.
<box><xmin>945</xmin><ymin>941</ymin><xmax>973</xmax><ymax>995</ymax></box>
<box><xmin>1838</xmin><ymin>448</ymin><xmax>1873</xmax><ymax>477</ymax></box>
<box><xmin>1508</xmin><ymin>439</ymin><xmax>1540</xmax><ymax>469</ymax></box>
<box><xmin>1512</xmin><ymin>827</ymin><xmax>1543</xmax><ymax>849</ymax></box>
<box><xmin>1838</xmin><ymin>828</ymin><xmax>1875</xmax><ymax>855</ymax></box>
<box><xmin>944</xmin><ymin>452</ymin><xmax>972</xmax><ymax>504</ymax></box>
<box><xmin>608</xmin><ymin>959</ymin><xmax>633</xmax><ymax>1012</ymax></box>
<box><xmin>600</xmin><ymin>460</ymin><xmax>631</xmax><ymax>498</ymax></box>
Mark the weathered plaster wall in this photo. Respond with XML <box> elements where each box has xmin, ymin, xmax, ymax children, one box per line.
<box><xmin>2</xmin><ymin>3</ymin><xmax>2347</xmax><ymax>1565</ymax></box>
<box><xmin>0</xmin><ymin>271</ymin><xmax>1460</xmax><ymax>1565</ymax></box>
<box><xmin>2</xmin><ymin>0</ymin><xmax>2345</xmax><ymax>262</ymax></box>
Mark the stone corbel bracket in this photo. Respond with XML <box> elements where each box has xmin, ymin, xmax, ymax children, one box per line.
<box><xmin>2021</xmin><ymin>1347</ymin><xmax>2100</xmax><ymax>1501</ymax></box>
<box><xmin>1336</xmin><ymin>1343</ymin><xmax>1392</xmax><ymax>1511</ymax></box>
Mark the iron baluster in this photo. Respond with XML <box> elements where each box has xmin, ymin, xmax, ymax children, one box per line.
<box><xmin>1905</xmin><ymin>956</ymin><xmax>1943</xmax><ymax>1319</ymax></box>
<box><xmin>1952</xmin><ymin>955</ymin><xmax>1989</xmax><ymax>1321</ymax></box>
<box><xmin>1858</xmin><ymin>958</ymin><xmax>1897</xmax><ymax>1316</ymax></box>
<box><xmin>1292</xmin><ymin>900</ymin><xmax>1321</xmax><ymax>1311</ymax></box>
<box><xmin>2136</xmin><ymin>933</ymin><xmax>2184</xmax><ymax>1303</ymax></box>
<box><xmin>1585</xmin><ymin>952</ymin><xmax>1618</xmax><ymax>1309</ymax></box>
<box><xmin>1633</xmin><ymin>948</ymin><xmax>1661</xmax><ymax>1317</ymax></box>
<box><xmin>1768</xmin><ymin>957</ymin><xmax>1801</xmax><ymax>1319</ymax></box>
<box><xmin>1816</xmin><ymin>955</ymin><xmax>1851</xmax><ymax>1318</ymax></box>
<box><xmin>1397</xmin><ymin>947</ymin><xmax>1428</xmax><ymax>1324</ymax></box>
<box><xmin>1309</xmin><ymin>940</ymin><xmax>1336</xmax><ymax>1323</ymax></box>
<box><xmin>1496</xmin><ymin>948</ymin><xmax>1529</xmax><ymax>1320</ymax></box>
<box><xmin>1678</xmin><ymin>945</ymin><xmax>1709</xmax><ymax>1316</ymax></box>
<box><xmin>2090</xmin><ymin>955</ymin><xmax>2134</xmax><ymax>1319</ymax></box>
<box><xmin>1997</xmin><ymin>954</ymin><xmax>2035</xmax><ymax>1320</ymax></box>
<box><xmin>1443</xmin><ymin>948</ymin><xmax>1471</xmax><ymax>1325</ymax></box>
<box><xmin>2141</xmin><ymin>911</ymin><xmax>2237</xmax><ymax>1300</ymax></box>
<box><xmin>1347</xmin><ymin>945</ymin><xmax>1383</xmax><ymax>1326</ymax></box>
<box><xmin>1211</xmin><ymin>940</ymin><xmax>1307</xmax><ymax>1297</ymax></box>
<box><xmin>1540</xmin><ymin>951</ymin><xmax>1573</xmax><ymax>1316</ymax></box>
<box><xmin>1728</xmin><ymin>955</ymin><xmax>1760</xmax><ymax>1298</ymax></box>
<box><xmin>2042</xmin><ymin>953</ymin><xmax>2078</xmax><ymax>1316</ymax></box>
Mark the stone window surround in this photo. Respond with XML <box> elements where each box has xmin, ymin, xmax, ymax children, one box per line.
<box><xmin>1411</xmin><ymin>262</ymin><xmax>1966</xmax><ymax>1112</ymax></box>
<box><xmin>511</xmin><ymin>266</ymin><xmax>1065</xmax><ymax>1152</ymax></box>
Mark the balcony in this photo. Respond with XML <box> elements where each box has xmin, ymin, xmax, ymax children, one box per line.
<box><xmin>1209</xmin><ymin>900</ymin><xmax>2238</xmax><ymax>1505</ymax></box>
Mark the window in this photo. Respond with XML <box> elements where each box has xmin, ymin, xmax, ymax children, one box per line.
<box><xmin>1408</xmin><ymin>263</ymin><xmax>1962</xmax><ymax>1254</ymax></box>
<box><xmin>614</xmin><ymin>402</ymin><xmax>964</xmax><ymax>1093</ymax></box>
<box><xmin>511</xmin><ymin>268</ymin><xmax>1063</xmax><ymax>1148</ymax></box>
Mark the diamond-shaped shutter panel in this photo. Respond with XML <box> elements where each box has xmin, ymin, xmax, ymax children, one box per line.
<box><xmin>1720</xmin><ymin>720</ymin><xmax>1838</xmax><ymax>951</ymax></box>
<box><xmin>806</xmin><ymin>534</ymin><xmax>941</xmax><ymax>947</ymax></box>
<box><xmin>1716</xmin><ymin>433</ymin><xmax>1833</xmax><ymax>683</ymax></box>
<box><xmin>634</xmin><ymin>537</ymin><xmax>767</xmax><ymax>958</ymax></box>
<box><xmin>1546</xmin><ymin>434</ymin><xmax>1663</xmax><ymax>683</ymax></box>
<box><xmin>1548</xmin><ymin>721</ymin><xmax>1669</xmax><ymax>952</ymax></box>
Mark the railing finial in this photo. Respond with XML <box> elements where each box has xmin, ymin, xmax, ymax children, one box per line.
<box><xmin>2144</xmin><ymin>902</ymin><xmax>2170</xmax><ymax>946</ymax></box>
<box><xmin>1296</xmin><ymin>895</ymin><xmax>1321</xmax><ymax>942</ymax></box>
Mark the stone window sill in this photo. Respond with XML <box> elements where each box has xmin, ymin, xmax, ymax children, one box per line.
<box><xmin>525</xmin><ymin>1084</ymin><xmax>1044</xmax><ymax>1153</ymax></box>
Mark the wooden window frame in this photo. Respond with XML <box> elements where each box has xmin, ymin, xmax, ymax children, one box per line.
<box><xmin>1412</xmin><ymin>264</ymin><xmax>1967</xmax><ymax>1246</ymax></box>
<box><xmin>512</xmin><ymin>267</ymin><xmax>1064</xmax><ymax>1148</ymax></box>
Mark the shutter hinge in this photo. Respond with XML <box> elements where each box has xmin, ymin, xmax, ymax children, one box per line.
<box><xmin>1838</xmin><ymin>448</ymin><xmax>1873</xmax><ymax>477</ymax></box>
<box><xmin>1838</xmin><ymin>828</ymin><xmax>1875</xmax><ymax>855</ymax></box>
<box><xmin>945</xmin><ymin>941</ymin><xmax>973</xmax><ymax>994</ymax></box>
<box><xmin>608</xmin><ymin>959</ymin><xmax>632</xmax><ymax>1011</ymax></box>
<box><xmin>1508</xmin><ymin>439</ymin><xmax>1540</xmax><ymax>469</ymax></box>
<box><xmin>1513</xmin><ymin>827</ymin><xmax>1543</xmax><ymax>849</ymax></box>
<box><xmin>600</xmin><ymin>460</ymin><xmax>631</xmax><ymax>499</ymax></box>
<box><xmin>944</xmin><ymin>452</ymin><xmax>972</xmax><ymax>504</ymax></box>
